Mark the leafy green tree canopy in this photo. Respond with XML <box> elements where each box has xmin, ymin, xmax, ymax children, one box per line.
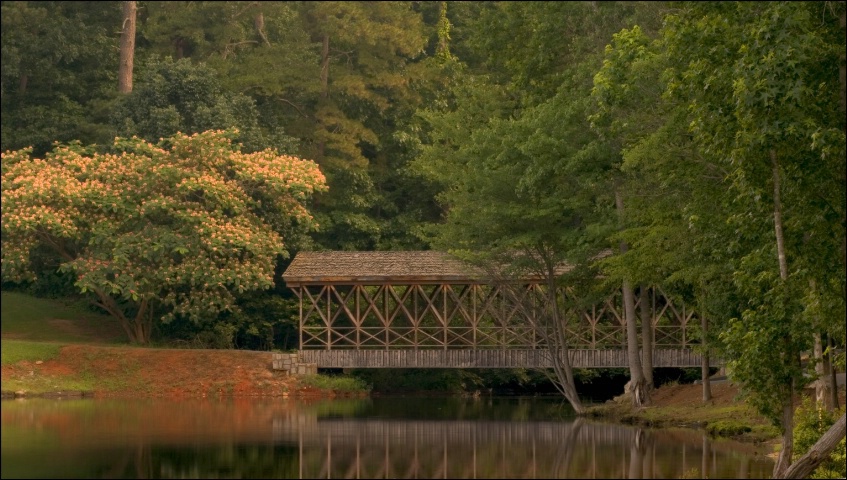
<box><xmin>111</xmin><ymin>56</ymin><xmax>297</xmax><ymax>154</ymax></box>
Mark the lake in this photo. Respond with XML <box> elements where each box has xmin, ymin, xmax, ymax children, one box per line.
<box><xmin>1</xmin><ymin>396</ymin><xmax>773</xmax><ymax>479</ymax></box>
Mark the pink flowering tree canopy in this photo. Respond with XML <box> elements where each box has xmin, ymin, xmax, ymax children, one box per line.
<box><xmin>1</xmin><ymin>130</ymin><xmax>327</xmax><ymax>344</ymax></box>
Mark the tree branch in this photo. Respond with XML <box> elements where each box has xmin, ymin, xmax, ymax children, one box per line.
<box><xmin>781</xmin><ymin>413</ymin><xmax>846</xmax><ymax>479</ymax></box>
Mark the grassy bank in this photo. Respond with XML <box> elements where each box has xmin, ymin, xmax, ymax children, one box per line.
<box><xmin>1</xmin><ymin>291</ymin><xmax>370</xmax><ymax>398</ymax></box>
<box><xmin>584</xmin><ymin>382</ymin><xmax>780</xmax><ymax>444</ymax></box>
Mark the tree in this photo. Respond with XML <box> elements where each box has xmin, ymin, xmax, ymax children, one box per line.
<box><xmin>291</xmin><ymin>1</ymin><xmax>433</xmax><ymax>250</ymax></box>
<box><xmin>411</xmin><ymin>2</ymin><xmax>669</xmax><ymax>409</ymax></box>
<box><xmin>118</xmin><ymin>1</ymin><xmax>137</xmax><ymax>94</ymax></box>
<box><xmin>1</xmin><ymin>1</ymin><xmax>120</xmax><ymax>154</ymax></box>
<box><xmin>588</xmin><ymin>24</ymin><xmax>714</xmax><ymax>406</ymax></box>
<box><xmin>110</xmin><ymin>56</ymin><xmax>295</xmax><ymax>155</ymax></box>
<box><xmin>410</xmin><ymin>70</ymin><xmax>596</xmax><ymax>413</ymax></box>
<box><xmin>1</xmin><ymin>130</ymin><xmax>327</xmax><ymax>344</ymax></box>
<box><xmin>657</xmin><ymin>3</ymin><xmax>846</xmax><ymax>476</ymax></box>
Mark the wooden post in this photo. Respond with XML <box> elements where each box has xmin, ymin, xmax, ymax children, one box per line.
<box><xmin>355</xmin><ymin>285</ymin><xmax>361</xmax><ymax>349</ymax></box>
<box><xmin>298</xmin><ymin>287</ymin><xmax>304</xmax><ymax>351</ymax></box>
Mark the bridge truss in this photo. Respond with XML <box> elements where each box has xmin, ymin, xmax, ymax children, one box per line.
<box><xmin>282</xmin><ymin>251</ymin><xmax>709</xmax><ymax>368</ymax></box>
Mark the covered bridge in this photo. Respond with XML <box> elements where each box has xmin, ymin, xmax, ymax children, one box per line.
<box><xmin>281</xmin><ymin>251</ymin><xmax>708</xmax><ymax>369</ymax></box>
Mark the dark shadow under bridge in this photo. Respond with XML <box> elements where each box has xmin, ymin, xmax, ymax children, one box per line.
<box><xmin>282</xmin><ymin>251</ymin><xmax>717</xmax><ymax>369</ymax></box>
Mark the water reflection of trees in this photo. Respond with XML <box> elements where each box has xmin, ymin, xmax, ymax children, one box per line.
<box><xmin>275</xmin><ymin>417</ymin><xmax>768</xmax><ymax>479</ymax></box>
<box><xmin>1</xmin><ymin>399</ymin><xmax>771</xmax><ymax>479</ymax></box>
<box><xmin>98</xmin><ymin>444</ymin><xmax>301</xmax><ymax>479</ymax></box>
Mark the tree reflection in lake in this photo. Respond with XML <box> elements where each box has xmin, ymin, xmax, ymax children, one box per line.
<box><xmin>1</xmin><ymin>396</ymin><xmax>772</xmax><ymax>479</ymax></box>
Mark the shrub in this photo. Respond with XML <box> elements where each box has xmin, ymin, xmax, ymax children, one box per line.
<box><xmin>705</xmin><ymin>420</ymin><xmax>751</xmax><ymax>437</ymax></box>
<box><xmin>298</xmin><ymin>374</ymin><xmax>372</xmax><ymax>393</ymax></box>
<box><xmin>792</xmin><ymin>396</ymin><xmax>846</xmax><ymax>479</ymax></box>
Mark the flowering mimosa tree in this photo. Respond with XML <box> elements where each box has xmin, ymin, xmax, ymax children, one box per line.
<box><xmin>1</xmin><ymin>130</ymin><xmax>327</xmax><ymax>344</ymax></box>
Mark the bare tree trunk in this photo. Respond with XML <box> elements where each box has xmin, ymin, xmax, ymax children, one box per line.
<box><xmin>780</xmin><ymin>413</ymin><xmax>846</xmax><ymax>479</ymax></box>
<box><xmin>827</xmin><ymin>335</ymin><xmax>840</xmax><ymax>409</ymax></box>
<box><xmin>839</xmin><ymin>5</ymin><xmax>846</xmax><ymax>118</ymax></box>
<box><xmin>488</xmin><ymin>252</ymin><xmax>584</xmax><ymax>414</ymax></box>
<box><xmin>701</xmin><ymin>312</ymin><xmax>712</xmax><ymax>402</ymax></box>
<box><xmin>544</xmin><ymin>279</ymin><xmax>585</xmax><ymax>414</ymax></box>
<box><xmin>118</xmin><ymin>1</ymin><xmax>137</xmax><ymax>94</ymax></box>
<box><xmin>436</xmin><ymin>1</ymin><xmax>450</xmax><ymax>57</ymax></box>
<box><xmin>93</xmin><ymin>289</ymin><xmax>138</xmax><ymax>344</ymax></box>
<box><xmin>772</xmin><ymin>151</ymin><xmax>788</xmax><ymax>281</ymax></box>
<box><xmin>814</xmin><ymin>333</ymin><xmax>835</xmax><ymax>410</ymax></box>
<box><xmin>173</xmin><ymin>38</ymin><xmax>185</xmax><ymax>59</ymax></box>
<box><xmin>615</xmin><ymin>188</ymin><xmax>650</xmax><ymax>408</ymax></box>
<box><xmin>840</xmin><ymin>13</ymin><xmax>847</xmax><ymax>426</ymax></box>
<box><xmin>254</xmin><ymin>12</ymin><xmax>270</xmax><ymax>46</ymax></box>
<box><xmin>639</xmin><ymin>286</ymin><xmax>654</xmax><ymax>388</ymax></box>
<box><xmin>770</xmin><ymin>149</ymin><xmax>798</xmax><ymax>478</ymax></box>
<box><xmin>318</xmin><ymin>34</ymin><xmax>330</xmax><ymax>160</ymax></box>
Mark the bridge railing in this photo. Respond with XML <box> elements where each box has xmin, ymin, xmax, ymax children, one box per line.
<box><xmin>295</xmin><ymin>283</ymin><xmax>699</xmax><ymax>352</ymax></box>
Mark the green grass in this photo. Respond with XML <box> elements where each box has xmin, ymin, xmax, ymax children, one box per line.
<box><xmin>299</xmin><ymin>374</ymin><xmax>372</xmax><ymax>393</ymax></box>
<box><xmin>1</xmin><ymin>340</ymin><xmax>63</xmax><ymax>365</ymax></box>
<box><xmin>1</xmin><ymin>291</ymin><xmax>124</xmax><ymax>344</ymax></box>
<box><xmin>1</xmin><ymin>291</ymin><xmax>127</xmax><ymax>394</ymax></box>
<box><xmin>2</xmin><ymin>372</ymin><xmax>98</xmax><ymax>394</ymax></box>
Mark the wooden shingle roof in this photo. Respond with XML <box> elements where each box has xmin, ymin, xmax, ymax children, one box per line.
<box><xmin>282</xmin><ymin>251</ymin><xmax>484</xmax><ymax>286</ymax></box>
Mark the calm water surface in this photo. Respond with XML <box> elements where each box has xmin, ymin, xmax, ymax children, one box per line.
<box><xmin>1</xmin><ymin>396</ymin><xmax>773</xmax><ymax>479</ymax></box>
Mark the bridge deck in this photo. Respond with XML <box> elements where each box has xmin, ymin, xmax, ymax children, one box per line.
<box><xmin>299</xmin><ymin>348</ymin><xmax>717</xmax><ymax>368</ymax></box>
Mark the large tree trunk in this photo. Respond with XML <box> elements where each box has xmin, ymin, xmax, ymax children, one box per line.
<box><xmin>118</xmin><ymin>1</ymin><xmax>137</xmax><ymax>94</ymax></box>
<box><xmin>780</xmin><ymin>413</ymin><xmax>846</xmax><ymax>479</ymax></box>
<box><xmin>814</xmin><ymin>333</ymin><xmax>835</xmax><ymax>410</ymax></box>
<box><xmin>622</xmin><ymin>280</ymin><xmax>650</xmax><ymax>407</ymax></box>
<box><xmin>639</xmin><ymin>286</ymin><xmax>654</xmax><ymax>388</ymax></box>
<box><xmin>701</xmin><ymin>312</ymin><xmax>712</xmax><ymax>402</ymax></box>
<box><xmin>773</xmin><ymin>390</ymin><xmax>796</xmax><ymax>478</ymax></box>
<box><xmin>615</xmin><ymin>187</ymin><xmax>651</xmax><ymax>408</ymax></box>
<box><xmin>92</xmin><ymin>289</ymin><xmax>149</xmax><ymax>344</ymax></box>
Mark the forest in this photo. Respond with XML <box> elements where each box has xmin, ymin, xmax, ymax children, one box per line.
<box><xmin>1</xmin><ymin>2</ymin><xmax>845</xmax><ymax>477</ymax></box>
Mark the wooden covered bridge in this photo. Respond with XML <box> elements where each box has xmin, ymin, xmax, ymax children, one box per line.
<box><xmin>282</xmin><ymin>251</ymin><xmax>712</xmax><ymax>369</ymax></box>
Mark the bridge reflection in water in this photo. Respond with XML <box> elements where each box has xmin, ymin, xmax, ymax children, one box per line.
<box><xmin>0</xmin><ymin>398</ymin><xmax>773</xmax><ymax>479</ymax></box>
<box><xmin>273</xmin><ymin>415</ymin><xmax>771</xmax><ymax>479</ymax></box>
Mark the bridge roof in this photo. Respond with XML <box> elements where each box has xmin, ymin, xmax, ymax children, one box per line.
<box><xmin>282</xmin><ymin>251</ymin><xmax>484</xmax><ymax>286</ymax></box>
